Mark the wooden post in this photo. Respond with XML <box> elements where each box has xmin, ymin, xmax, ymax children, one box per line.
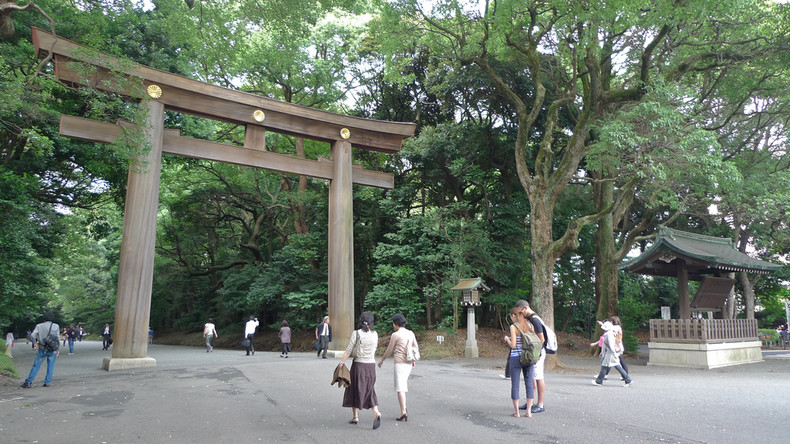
<box><xmin>327</xmin><ymin>139</ymin><xmax>354</xmax><ymax>352</ymax></box>
<box><xmin>678</xmin><ymin>263</ymin><xmax>690</xmax><ymax>320</ymax></box>
<box><xmin>103</xmin><ymin>100</ymin><xmax>163</xmax><ymax>371</ymax></box>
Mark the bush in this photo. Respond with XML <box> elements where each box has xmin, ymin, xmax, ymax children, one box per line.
<box><xmin>0</xmin><ymin>343</ymin><xmax>20</xmax><ymax>378</ymax></box>
<box><xmin>758</xmin><ymin>328</ymin><xmax>780</xmax><ymax>342</ymax></box>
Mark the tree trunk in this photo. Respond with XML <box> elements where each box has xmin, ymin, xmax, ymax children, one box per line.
<box><xmin>724</xmin><ymin>272</ymin><xmax>736</xmax><ymax>319</ymax></box>
<box><xmin>594</xmin><ymin>180</ymin><xmax>618</xmax><ymax>323</ymax></box>
<box><xmin>529</xmin><ymin>200</ymin><xmax>555</xmax><ymax>329</ymax></box>
<box><xmin>738</xmin><ymin>271</ymin><xmax>755</xmax><ymax>320</ymax></box>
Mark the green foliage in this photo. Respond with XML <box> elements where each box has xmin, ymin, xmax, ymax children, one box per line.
<box><xmin>758</xmin><ymin>329</ymin><xmax>781</xmax><ymax>342</ymax></box>
<box><xmin>364</xmin><ymin>264</ymin><xmax>423</xmax><ymax>327</ymax></box>
<box><xmin>0</xmin><ymin>171</ymin><xmax>58</xmax><ymax>329</ymax></box>
<box><xmin>618</xmin><ymin>273</ymin><xmax>660</xmax><ymax>352</ymax></box>
<box><xmin>3</xmin><ymin>0</ymin><xmax>789</xmax><ymax>341</ymax></box>
<box><xmin>0</xmin><ymin>344</ymin><xmax>19</xmax><ymax>378</ymax></box>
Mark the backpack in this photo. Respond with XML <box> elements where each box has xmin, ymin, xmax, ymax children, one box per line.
<box><xmin>513</xmin><ymin>323</ymin><xmax>542</xmax><ymax>366</ymax></box>
<box><xmin>40</xmin><ymin>323</ymin><xmax>59</xmax><ymax>352</ymax></box>
<box><xmin>532</xmin><ymin>315</ymin><xmax>558</xmax><ymax>355</ymax></box>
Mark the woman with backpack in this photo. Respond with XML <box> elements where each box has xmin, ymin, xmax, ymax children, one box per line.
<box><xmin>503</xmin><ymin>307</ymin><xmax>536</xmax><ymax>418</ymax></box>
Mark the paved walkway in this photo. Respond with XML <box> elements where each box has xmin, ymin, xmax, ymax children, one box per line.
<box><xmin>1</xmin><ymin>340</ymin><xmax>789</xmax><ymax>443</ymax></box>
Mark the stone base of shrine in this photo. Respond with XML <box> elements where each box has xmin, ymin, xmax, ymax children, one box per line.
<box><xmin>103</xmin><ymin>356</ymin><xmax>157</xmax><ymax>371</ymax></box>
<box><xmin>465</xmin><ymin>340</ymin><xmax>479</xmax><ymax>358</ymax></box>
<box><xmin>647</xmin><ymin>340</ymin><xmax>762</xmax><ymax>369</ymax></box>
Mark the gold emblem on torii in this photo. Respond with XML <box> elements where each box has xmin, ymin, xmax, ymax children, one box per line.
<box><xmin>146</xmin><ymin>84</ymin><xmax>162</xmax><ymax>99</ymax></box>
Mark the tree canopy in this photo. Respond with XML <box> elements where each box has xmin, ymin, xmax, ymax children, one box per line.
<box><xmin>1</xmin><ymin>0</ymin><xmax>788</xmax><ymax>344</ymax></box>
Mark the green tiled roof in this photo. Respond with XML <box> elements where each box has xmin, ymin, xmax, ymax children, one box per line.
<box><xmin>620</xmin><ymin>227</ymin><xmax>782</xmax><ymax>276</ymax></box>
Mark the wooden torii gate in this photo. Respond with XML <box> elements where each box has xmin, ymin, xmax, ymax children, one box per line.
<box><xmin>31</xmin><ymin>28</ymin><xmax>416</xmax><ymax>370</ymax></box>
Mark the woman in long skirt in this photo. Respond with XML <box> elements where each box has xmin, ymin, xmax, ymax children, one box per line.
<box><xmin>339</xmin><ymin>312</ymin><xmax>382</xmax><ymax>429</ymax></box>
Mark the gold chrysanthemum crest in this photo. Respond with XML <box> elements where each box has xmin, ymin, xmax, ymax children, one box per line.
<box><xmin>146</xmin><ymin>84</ymin><xmax>162</xmax><ymax>99</ymax></box>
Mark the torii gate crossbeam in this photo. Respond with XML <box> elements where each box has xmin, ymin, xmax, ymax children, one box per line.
<box><xmin>31</xmin><ymin>28</ymin><xmax>415</xmax><ymax>370</ymax></box>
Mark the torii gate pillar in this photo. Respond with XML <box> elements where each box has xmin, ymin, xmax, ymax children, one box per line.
<box><xmin>328</xmin><ymin>140</ymin><xmax>354</xmax><ymax>352</ymax></box>
<box><xmin>102</xmin><ymin>100</ymin><xmax>162</xmax><ymax>371</ymax></box>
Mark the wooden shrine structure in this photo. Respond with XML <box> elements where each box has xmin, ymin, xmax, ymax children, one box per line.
<box><xmin>620</xmin><ymin>227</ymin><xmax>782</xmax><ymax>368</ymax></box>
<box><xmin>31</xmin><ymin>28</ymin><xmax>416</xmax><ymax>370</ymax></box>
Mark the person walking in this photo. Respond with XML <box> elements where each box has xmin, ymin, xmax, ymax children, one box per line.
<box><xmin>244</xmin><ymin>316</ymin><xmax>259</xmax><ymax>356</ymax></box>
<box><xmin>66</xmin><ymin>323</ymin><xmax>77</xmax><ymax>354</ymax></box>
<box><xmin>101</xmin><ymin>323</ymin><xmax>111</xmax><ymax>350</ymax></box>
<box><xmin>4</xmin><ymin>331</ymin><xmax>14</xmax><ymax>358</ymax></box>
<box><xmin>315</xmin><ymin>316</ymin><xmax>332</xmax><ymax>359</ymax></box>
<box><xmin>378</xmin><ymin>313</ymin><xmax>418</xmax><ymax>422</ymax></box>
<box><xmin>606</xmin><ymin>316</ymin><xmax>628</xmax><ymax>377</ymax></box>
<box><xmin>339</xmin><ymin>312</ymin><xmax>382</xmax><ymax>429</ymax></box>
<box><xmin>21</xmin><ymin>312</ymin><xmax>60</xmax><ymax>388</ymax></box>
<box><xmin>517</xmin><ymin>300</ymin><xmax>547</xmax><ymax>414</ymax></box>
<box><xmin>504</xmin><ymin>307</ymin><xmax>536</xmax><ymax>418</ymax></box>
<box><xmin>592</xmin><ymin>320</ymin><xmax>633</xmax><ymax>387</ymax></box>
<box><xmin>278</xmin><ymin>320</ymin><xmax>291</xmax><ymax>358</ymax></box>
<box><xmin>78</xmin><ymin>326</ymin><xmax>84</xmax><ymax>342</ymax></box>
<box><xmin>203</xmin><ymin>318</ymin><xmax>218</xmax><ymax>353</ymax></box>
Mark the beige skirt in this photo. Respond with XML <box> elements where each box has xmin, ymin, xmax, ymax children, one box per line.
<box><xmin>394</xmin><ymin>362</ymin><xmax>412</xmax><ymax>392</ymax></box>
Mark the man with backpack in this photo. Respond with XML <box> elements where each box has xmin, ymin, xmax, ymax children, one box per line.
<box><xmin>21</xmin><ymin>312</ymin><xmax>60</xmax><ymax>388</ymax></box>
<box><xmin>516</xmin><ymin>300</ymin><xmax>548</xmax><ymax>414</ymax></box>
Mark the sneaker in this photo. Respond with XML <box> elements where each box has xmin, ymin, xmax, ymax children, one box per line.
<box><xmin>20</xmin><ymin>381</ymin><xmax>32</xmax><ymax>388</ymax></box>
<box><xmin>531</xmin><ymin>405</ymin><xmax>545</xmax><ymax>413</ymax></box>
<box><xmin>519</xmin><ymin>403</ymin><xmax>528</xmax><ymax>410</ymax></box>
<box><xmin>591</xmin><ymin>380</ymin><xmax>603</xmax><ymax>386</ymax></box>
<box><xmin>624</xmin><ymin>381</ymin><xmax>632</xmax><ymax>387</ymax></box>
<box><xmin>42</xmin><ymin>383</ymin><xmax>50</xmax><ymax>387</ymax></box>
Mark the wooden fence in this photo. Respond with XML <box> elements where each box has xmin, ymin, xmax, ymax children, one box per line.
<box><xmin>649</xmin><ymin>319</ymin><xmax>758</xmax><ymax>343</ymax></box>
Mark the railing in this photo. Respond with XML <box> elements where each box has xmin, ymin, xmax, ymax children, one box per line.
<box><xmin>649</xmin><ymin>319</ymin><xmax>758</xmax><ymax>343</ymax></box>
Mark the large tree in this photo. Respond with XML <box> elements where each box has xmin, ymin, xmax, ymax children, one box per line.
<box><xmin>588</xmin><ymin>0</ymin><xmax>790</xmax><ymax>324</ymax></box>
<box><xmin>375</xmin><ymin>0</ymin><xmax>790</xmax><ymax>330</ymax></box>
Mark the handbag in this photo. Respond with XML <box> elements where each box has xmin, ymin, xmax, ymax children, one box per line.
<box><xmin>313</xmin><ymin>339</ymin><xmax>320</xmax><ymax>351</ymax></box>
<box><xmin>242</xmin><ymin>338</ymin><xmax>251</xmax><ymax>349</ymax></box>
<box><xmin>406</xmin><ymin>335</ymin><xmax>420</xmax><ymax>362</ymax></box>
<box><xmin>351</xmin><ymin>331</ymin><xmax>361</xmax><ymax>358</ymax></box>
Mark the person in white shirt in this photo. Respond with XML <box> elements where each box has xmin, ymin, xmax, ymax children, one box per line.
<box><xmin>315</xmin><ymin>316</ymin><xmax>332</xmax><ymax>359</ymax></box>
<box><xmin>339</xmin><ymin>312</ymin><xmax>381</xmax><ymax>429</ymax></box>
<box><xmin>203</xmin><ymin>318</ymin><xmax>218</xmax><ymax>353</ymax></box>
<box><xmin>244</xmin><ymin>316</ymin><xmax>259</xmax><ymax>356</ymax></box>
<box><xmin>5</xmin><ymin>331</ymin><xmax>14</xmax><ymax>358</ymax></box>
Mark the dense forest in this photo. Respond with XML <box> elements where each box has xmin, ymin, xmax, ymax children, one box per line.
<box><xmin>1</xmin><ymin>0</ymin><xmax>789</xmax><ymax>347</ymax></box>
